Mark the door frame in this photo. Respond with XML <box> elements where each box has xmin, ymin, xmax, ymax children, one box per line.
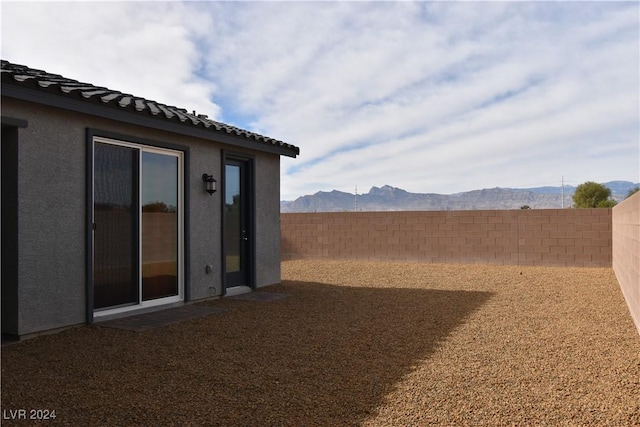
<box><xmin>221</xmin><ymin>152</ymin><xmax>255</xmax><ymax>294</ymax></box>
<box><xmin>86</xmin><ymin>129</ymin><xmax>190</xmax><ymax>323</ymax></box>
<box><xmin>1</xmin><ymin>118</ymin><xmax>27</xmax><ymax>338</ymax></box>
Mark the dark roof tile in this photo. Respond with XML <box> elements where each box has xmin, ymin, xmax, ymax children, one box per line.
<box><xmin>1</xmin><ymin>60</ymin><xmax>299</xmax><ymax>156</ymax></box>
<box><xmin>81</xmin><ymin>90</ymin><xmax>110</xmax><ymax>98</ymax></box>
<box><xmin>99</xmin><ymin>92</ymin><xmax>121</xmax><ymax>103</ymax></box>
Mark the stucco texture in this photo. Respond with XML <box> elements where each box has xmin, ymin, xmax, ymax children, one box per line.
<box><xmin>2</xmin><ymin>97</ymin><xmax>283</xmax><ymax>336</ymax></box>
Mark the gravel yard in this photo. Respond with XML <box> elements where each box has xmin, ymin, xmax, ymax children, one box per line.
<box><xmin>2</xmin><ymin>260</ymin><xmax>639</xmax><ymax>426</ymax></box>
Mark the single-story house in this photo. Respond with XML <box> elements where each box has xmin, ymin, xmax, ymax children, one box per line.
<box><xmin>1</xmin><ymin>60</ymin><xmax>299</xmax><ymax>340</ymax></box>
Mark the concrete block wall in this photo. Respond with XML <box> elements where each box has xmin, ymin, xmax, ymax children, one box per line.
<box><xmin>281</xmin><ymin>209</ymin><xmax>612</xmax><ymax>268</ymax></box>
<box><xmin>612</xmin><ymin>193</ymin><xmax>640</xmax><ymax>335</ymax></box>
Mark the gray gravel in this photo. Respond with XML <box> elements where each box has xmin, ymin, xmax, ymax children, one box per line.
<box><xmin>2</xmin><ymin>260</ymin><xmax>639</xmax><ymax>426</ymax></box>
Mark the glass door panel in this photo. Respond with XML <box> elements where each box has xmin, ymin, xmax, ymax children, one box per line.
<box><xmin>141</xmin><ymin>151</ymin><xmax>179</xmax><ymax>301</ymax></box>
<box><xmin>225</xmin><ymin>164</ymin><xmax>242</xmax><ymax>275</ymax></box>
<box><xmin>225</xmin><ymin>158</ymin><xmax>251</xmax><ymax>289</ymax></box>
<box><xmin>224</xmin><ymin>157</ymin><xmax>252</xmax><ymax>289</ymax></box>
<box><xmin>94</xmin><ymin>143</ymin><xmax>139</xmax><ymax>309</ymax></box>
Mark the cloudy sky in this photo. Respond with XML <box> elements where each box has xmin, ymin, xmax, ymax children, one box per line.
<box><xmin>2</xmin><ymin>1</ymin><xmax>638</xmax><ymax>200</ymax></box>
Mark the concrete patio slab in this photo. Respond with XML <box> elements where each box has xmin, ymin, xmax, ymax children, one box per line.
<box><xmin>96</xmin><ymin>305</ymin><xmax>226</xmax><ymax>332</ymax></box>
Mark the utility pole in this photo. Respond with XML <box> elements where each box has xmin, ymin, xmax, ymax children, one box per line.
<box><xmin>561</xmin><ymin>176</ymin><xmax>564</xmax><ymax>209</ymax></box>
<box><xmin>354</xmin><ymin>185</ymin><xmax>358</xmax><ymax>212</ymax></box>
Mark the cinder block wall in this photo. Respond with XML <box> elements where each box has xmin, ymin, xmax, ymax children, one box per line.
<box><xmin>612</xmin><ymin>193</ymin><xmax>640</xmax><ymax>335</ymax></box>
<box><xmin>281</xmin><ymin>209</ymin><xmax>612</xmax><ymax>268</ymax></box>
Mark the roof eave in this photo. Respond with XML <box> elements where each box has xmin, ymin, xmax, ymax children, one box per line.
<box><xmin>1</xmin><ymin>83</ymin><xmax>299</xmax><ymax>158</ymax></box>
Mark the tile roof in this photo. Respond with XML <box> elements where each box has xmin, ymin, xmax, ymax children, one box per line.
<box><xmin>1</xmin><ymin>60</ymin><xmax>299</xmax><ymax>156</ymax></box>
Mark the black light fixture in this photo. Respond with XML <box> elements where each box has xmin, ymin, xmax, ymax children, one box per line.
<box><xmin>202</xmin><ymin>174</ymin><xmax>217</xmax><ymax>195</ymax></box>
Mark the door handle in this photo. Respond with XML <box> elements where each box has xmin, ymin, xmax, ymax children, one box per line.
<box><xmin>242</xmin><ymin>230</ymin><xmax>248</xmax><ymax>241</ymax></box>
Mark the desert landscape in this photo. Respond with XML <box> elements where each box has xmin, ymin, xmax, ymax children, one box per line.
<box><xmin>2</xmin><ymin>260</ymin><xmax>639</xmax><ymax>425</ymax></box>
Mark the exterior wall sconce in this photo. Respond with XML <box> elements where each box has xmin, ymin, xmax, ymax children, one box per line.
<box><xmin>202</xmin><ymin>174</ymin><xmax>217</xmax><ymax>195</ymax></box>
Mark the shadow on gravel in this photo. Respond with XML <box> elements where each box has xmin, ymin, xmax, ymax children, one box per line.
<box><xmin>1</xmin><ymin>281</ymin><xmax>492</xmax><ymax>426</ymax></box>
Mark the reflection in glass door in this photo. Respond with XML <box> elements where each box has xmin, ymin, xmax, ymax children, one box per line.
<box><xmin>141</xmin><ymin>151</ymin><xmax>179</xmax><ymax>301</ymax></box>
<box><xmin>93</xmin><ymin>137</ymin><xmax>183</xmax><ymax>314</ymax></box>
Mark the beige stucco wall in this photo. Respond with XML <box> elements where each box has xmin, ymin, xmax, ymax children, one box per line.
<box><xmin>612</xmin><ymin>192</ymin><xmax>640</xmax><ymax>336</ymax></box>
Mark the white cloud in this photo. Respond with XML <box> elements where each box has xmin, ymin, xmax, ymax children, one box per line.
<box><xmin>2</xmin><ymin>2</ymin><xmax>638</xmax><ymax>200</ymax></box>
<box><xmin>1</xmin><ymin>1</ymin><xmax>220</xmax><ymax>118</ymax></box>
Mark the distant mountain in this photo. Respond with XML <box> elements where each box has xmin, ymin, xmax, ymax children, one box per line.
<box><xmin>281</xmin><ymin>181</ymin><xmax>639</xmax><ymax>212</ymax></box>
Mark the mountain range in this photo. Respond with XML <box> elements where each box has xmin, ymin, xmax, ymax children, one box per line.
<box><xmin>280</xmin><ymin>181</ymin><xmax>639</xmax><ymax>213</ymax></box>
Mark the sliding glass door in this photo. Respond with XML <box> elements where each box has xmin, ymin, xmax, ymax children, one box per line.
<box><xmin>141</xmin><ymin>151</ymin><xmax>179</xmax><ymax>301</ymax></box>
<box><xmin>93</xmin><ymin>143</ymin><xmax>139</xmax><ymax>309</ymax></box>
<box><xmin>93</xmin><ymin>137</ymin><xmax>183</xmax><ymax>314</ymax></box>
